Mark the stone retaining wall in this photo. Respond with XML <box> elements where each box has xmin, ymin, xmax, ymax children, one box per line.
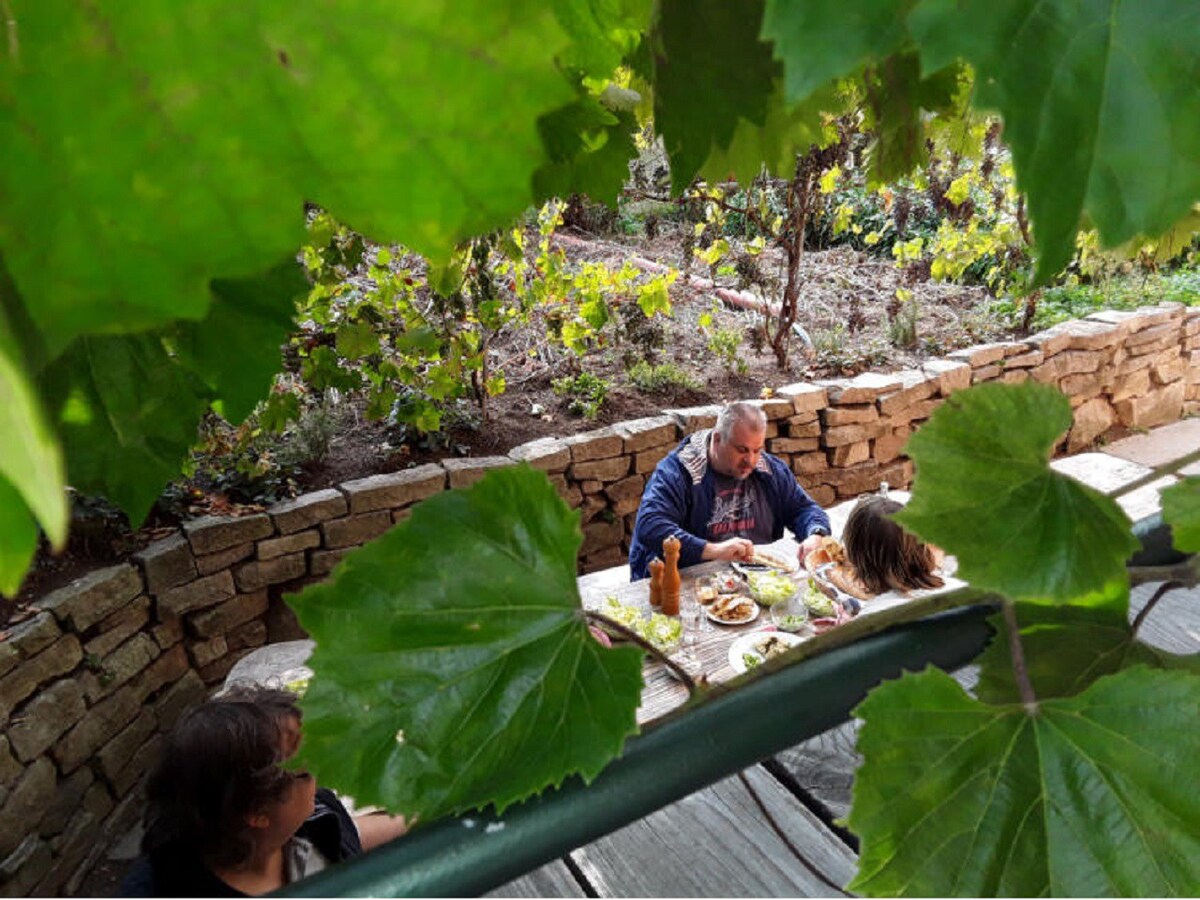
<box><xmin>1</xmin><ymin>301</ymin><xmax>1197</xmax><ymax>894</ymax></box>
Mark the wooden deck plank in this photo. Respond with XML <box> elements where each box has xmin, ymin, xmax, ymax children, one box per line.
<box><xmin>1132</xmin><ymin>582</ymin><xmax>1200</xmax><ymax>654</ymax></box>
<box><xmin>568</xmin><ymin>765</ymin><xmax>855</xmax><ymax>897</ymax></box>
<box><xmin>487</xmin><ymin>860</ymin><xmax>585</xmax><ymax>898</ymax></box>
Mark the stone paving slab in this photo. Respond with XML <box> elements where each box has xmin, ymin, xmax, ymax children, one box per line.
<box><xmin>1102</xmin><ymin>417</ymin><xmax>1200</xmax><ymax>469</ymax></box>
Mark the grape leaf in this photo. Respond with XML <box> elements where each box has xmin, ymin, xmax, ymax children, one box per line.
<box><xmin>0</xmin><ymin>1</ymin><xmax>574</xmax><ymax>357</ymax></box>
<box><xmin>849</xmin><ymin>666</ymin><xmax>1200</xmax><ymax>896</ymax></box>
<box><xmin>50</xmin><ymin>334</ymin><xmax>211</xmax><ymax>526</ymax></box>
<box><xmin>699</xmin><ymin>79</ymin><xmax>841</xmax><ymax>184</ymax></box>
<box><xmin>653</xmin><ymin>0</ymin><xmax>780</xmax><ymax>191</ymax></box>
<box><xmin>172</xmin><ymin>259</ymin><xmax>306</xmax><ymax>424</ymax></box>
<box><xmin>533</xmin><ymin>98</ymin><xmax>638</xmax><ymax>207</ymax></box>
<box><xmin>0</xmin><ymin>479</ymin><xmax>39</xmax><ymax>598</ymax></box>
<box><xmin>974</xmin><ymin>595</ymin><xmax>1199</xmax><ymax>704</ymax></box>
<box><xmin>762</xmin><ymin>0</ymin><xmax>914</xmax><ymax>102</ymax></box>
<box><xmin>862</xmin><ymin>52</ymin><xmax>965</xmax><ymax>183</ymax></box>
<box><xmin>1161</xmin><ymin>476</ymin><xmax>1200</xmax><ymax>553</ymax></box>
<box><xmin>553</xmin><ymin>0</ymin><xmax>652</xmax><ymax>78</ymax></box>
<box><xmin>288</xmin><ymin>465</ymin><xmax>645</xmax><ymax>820</ymax></box>
<box><xmin>909</xmin><ymin>0</ymin><xmax>1200</xmax><ymax>281</ymax></box>
<box><xmin>896</xmin><ymin>383</ymin><xmax>1138</xmax><ymax>602</ymax></box>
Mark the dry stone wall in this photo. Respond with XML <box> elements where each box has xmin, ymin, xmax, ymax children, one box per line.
<box><xmin>1</xmin><ymin>302</ymin><xmax>1197</xmax><ymax>894</ymax></box>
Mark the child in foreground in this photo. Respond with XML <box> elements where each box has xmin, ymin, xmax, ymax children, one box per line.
<box><xmin>122</xmin><ymin>686</ymin><xmax>406</xmax><ymax>897</ymax></box>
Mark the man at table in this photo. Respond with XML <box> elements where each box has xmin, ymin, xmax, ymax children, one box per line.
<box><xmin>628</xmin><ymin>401</ymin><xmax>831</xmax><ymax>580</ymax></box>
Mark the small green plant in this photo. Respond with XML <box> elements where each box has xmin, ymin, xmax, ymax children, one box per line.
<box><xmin>704</xmin><ymin>326</ymin><xmax>747</xmax><ymax>375</ymax></box>
<box><xmin>552</xmin><ymin>372</ymin><xmax>611</xmax><ymax>419</ymax></box>
<box><xmin>626</xmin><ymin>360</ymin><xmax>701</xmax><ymax>394</ymax></box>
<box><xmin>887</xmin><ymin>289</ymin><xmax>920</xmax><ymax>348</ymax></box>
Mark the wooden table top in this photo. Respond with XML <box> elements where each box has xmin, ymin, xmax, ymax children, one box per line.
<box><xmin>578</xmin><ymin>532</ymin><xmax>963</xmax><ymax>725</ymax></box>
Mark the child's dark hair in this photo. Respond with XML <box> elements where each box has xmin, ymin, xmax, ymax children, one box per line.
<box><xmin>141</xmin><ymin>687</ymin><xmax>303</xmax><ymax>870</ymax></box>
<box><xmin>843</xmin><ymin>496</ymin><xmax>943</xmax><ymax>595</ymax></box>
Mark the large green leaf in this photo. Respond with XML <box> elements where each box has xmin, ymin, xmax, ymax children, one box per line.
<box><xmin>762</xmin><ymin>0</ymin><xmax>913</xmax><ymax>102</ymax></box>
<box><xmin>554</xmin><ymin>0</ymin><xmax>652</xmax><ymax>78</ymax></box>
<box><xmin>0</xmin><ymin>1</ymin><xmax>574</xmax><ymax>357</ymax></box>
<box><xmin>652</xmin><ymin>0</ymin><xmax>780</xmax><ymax>191</ymax></box>
<box><xmin>699</xmin><ymin>79</ymin><xmax>841</xmax><ymax>184</ymax></box>
<box><xmin>896</xmin><ymin>383</ymin><xmax>1138</xmax><ymax>602</ymax></box>
<box><xmin>909</xmin><ymin>0</ymin><xmax>1200</xmax><ymax>281</ymax></box>
<box><xmin>974</xmin><ymin>596</ymin><xmax>1200</xmax><ymax>705</ymax></box>
<box><xmin>849</xmin><ymin>666</ymin><xmax>1200</xmax><ymax>896</ymax></box>
<box><xmin>50</xmin><ymin>334</ymin><xmax>212</xmax><ymax>525</ymax></box>
<box><xmin>533</xmin><ymin>98</ymin><xmax>639</xmax><ymax>206</ymax></box>
<box><xmin>1161</xmin><ymin>477</ymin><xmax>1200</xmax><ymax>553</ymax></box>
<box><xmin>173</xmin><ymin>258</ymin><xmax>306</xmax><ymax>425</ymax></box>
<box><xmin>289</xmin><ymin>465</ymin><xmax>645</xmax><ymax>820</ymax></box>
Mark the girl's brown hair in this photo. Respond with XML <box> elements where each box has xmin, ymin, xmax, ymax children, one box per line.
<box><xmin>843</xmin><ymin>496</ymin><xmax>943</xmax><ymax>595</ymax></box>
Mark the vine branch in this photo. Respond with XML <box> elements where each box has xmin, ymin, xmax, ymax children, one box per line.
<box><xmin>1108</xmin><ymin>446</ymin><xmax>1200</xmax><ymax>501</ymax></box>
<box><xmin>737</xmin><ymin>771</ymin><xmax>852</xmax><ymax>897</ymax></box>
<box><xmin>1131</xmin><ymin>581</ymin><xmax>1182</xmax><ymax>638</ymax></box>
<box><xmin>584</xmin><ymin>611</ymin><xmax>699</xmax><ymax>696</ymax></box>
<box><xmin>1002</xmin><ymin>600</ymin><xmax>1039</xmax><ymax>715</ymax></box>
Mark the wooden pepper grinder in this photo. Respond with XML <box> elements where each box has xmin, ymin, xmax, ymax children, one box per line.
<box><xmin>661</xmin><ymin>535</ymin><xmax>681</xmax><ymax>615</ymax></box>
<box><xmin>648</xmin><ymin>558</ymin><xmax>664</xmax><ymax>608</ymax></box>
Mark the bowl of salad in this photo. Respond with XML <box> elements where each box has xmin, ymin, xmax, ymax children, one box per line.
<box><xmin>745</xmin><ymin>570</ymin><xmax>798</xmax><ymax>607</ymax></box>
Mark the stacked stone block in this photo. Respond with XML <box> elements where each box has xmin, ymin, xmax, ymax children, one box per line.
<box><xmin>3</xmin><ymin>301</ymin><xmax>1196</xmax><ymax>893</ymax></box>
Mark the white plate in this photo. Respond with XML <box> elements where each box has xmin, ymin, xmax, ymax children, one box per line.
<box><xmin>706</xmin><ymin>597</ymin><xmax>759</xmax><ymax>626</ymax></box>
<box><xmin>728</xmin><ymin>630</ymin><xmax>803</xmax><ymax>674</ymax></box>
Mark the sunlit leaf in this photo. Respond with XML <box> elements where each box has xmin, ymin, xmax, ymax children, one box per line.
<box><xmin>0</xmin><ymin>1</ymin><xmax>574</xmax><ymax>357</ymax></box>
<box><xmin>289</xmin><ymin>466</ymin><xmax>644</xmax><ymax>820</ymax></box>
<box><xmin>0</xmin><ymin>339</ymin><xmax>68</xmax><ymax>550</ymax></box>
<box><xmin>850</xmin><ymin>666</ymin><xmax>1200</xmax><ymax>896</ymax></box>
<box><xmin>1161</xmin><ymin>477</ymin><xmax>1200</xmax><ymax>553</ymax></box>
<box><xmin>0</xmin><ymin>479</ymin><xmax>40</xmax><ymax>598</ymax></box>
<box><xmin>897</xmin><ymin>383</ymin><xmax>1138</xmax><ymax>602</ymax></box>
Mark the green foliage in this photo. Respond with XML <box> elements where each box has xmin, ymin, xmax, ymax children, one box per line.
<box><xmin>289</xmin><ymin>466</ymin><xmax>645</xmax><ymax>819</ymax></box>
<box><xmin>897</xmin><ymin>383</ymin><xmax>1139</xmax><ymax>603</ymax></box>
<box><xmin>849</xmin><ymin>666</ymin><xmax>1200</xmax><ymax>896</ymax></box>
<box><xmin>910</xmin><ymin>0</ymin><xmax>1200</xmax><ymax>281</ymax></box>
<box><xmin>626</xmin><ymin>360</ymin><xmax>701</xmax><ymax>393</ymax></box>
<box><xmin>702</xmin><ymin>324</ymin><xmax>748</xmax><ymax>376</ymax></box>
<box><xmin>553</xmin><ymin>371</ymin><xmax>611</xmax><ymax>418</ymax></box>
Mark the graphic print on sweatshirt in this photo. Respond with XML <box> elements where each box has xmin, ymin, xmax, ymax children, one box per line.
<box><xmin>705</xmin><ymin>473</ymin><xmax>773</xmax><ymax>544</ymax></box>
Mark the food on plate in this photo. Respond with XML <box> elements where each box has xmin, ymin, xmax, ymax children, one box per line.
<box><xmin>752</xmin><ymin>634</ymin><xmax>792</xmax><ymax>660</ymax></box>
<box><xmin>748</xmin><ymin>548</ymin><xmax>798</xmax><ymax>573</ymax></box>
<box><xmin>695</xmin><ymin>579</ymin><xmax>719</xmax><ymax>605</ymax></box>
<box><xmin>775</xmin><ymin>614</ymin><xmax>808</xmax><ymax>633</ymax></box>
<box><xmin>712</xmin><ymin>572</ymin><xmax>742</xmax><ymax>593</ymax></box>
<box><xmin>600</xmin><ymin>597</ymin><xmax>682</xmax><ymax>652</ymax></box>
<box><xmin>802</xmin><ymin>578</ymin><xmax>837</xmax><ymax>617</ymax></box>
<box><xmin>746</xmin><ymin>571</ymin><xmax>797</xmax><ymax>606</ymax></box>
<box><xmin>742</xmin><ymin>653</ymin><xmax>762</xmax><ymax>670</ymax></box>
<box><xmin>709</xmin><ymin>594</ymin><xmax>757</xmax><ymax>623</ymax></box>
<box><xmin>803</xmin><ymin>536</ymin><xmax>847</xmax><ymax>571</ymax></box>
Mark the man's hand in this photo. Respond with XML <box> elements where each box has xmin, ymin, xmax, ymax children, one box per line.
<box><xmin>702</xmin><ymin>537</ymin><xmax>754</xmax><ymax>563</ymax></box>
<box><xmin>797</xmin><ymin>533</ymin><xmax>826</xmax><ymax>566</ymax></box>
